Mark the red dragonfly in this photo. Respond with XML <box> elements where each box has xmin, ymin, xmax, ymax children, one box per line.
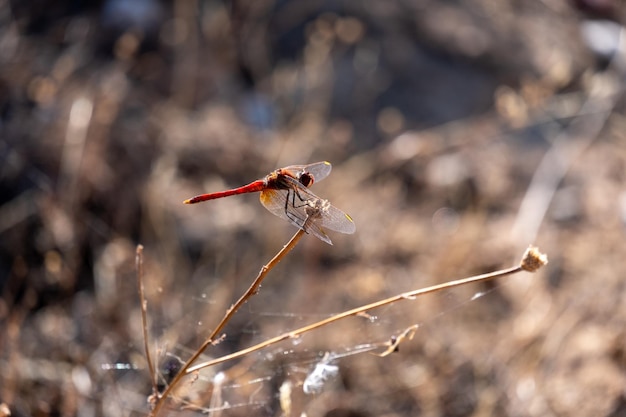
<box><xmin>184</xmin><ymin>161</ymin><xmax>356</xmax><ymax>244</ymax></box>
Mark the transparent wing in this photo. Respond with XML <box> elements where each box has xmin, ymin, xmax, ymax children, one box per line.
<box><xmin>259</xmin><ymin>185</ymin><xmax>355</xmax><ymax>245</ymax></box>
<box><xmin>303</xmin><ymin>161</ymin><xmax>332</xmax><ymax>183</ymax></box>
<box><xmin>313</xmin><ymin>203</ymin><xmax>356</xmax><ymax>235</ymax></box>
<box><xmin>259</xmin><ymin>189</ymin><xmax>307</xmax><ymax>229</ymax></box>
<box><xmin>259</xmin><ymin>189</ymin><xmax>333</xmax><ymax>244</ymax></box>
<box><xmin>281</xmin><ymin>161</ymin><xmax>332</xmax><ymax>184</ymax></box>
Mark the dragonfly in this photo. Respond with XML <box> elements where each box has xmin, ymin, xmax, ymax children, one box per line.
<box><xmin>183</xmin><ymin>161</ymin><xmax>356</xmax><ymax>244</ymax></box>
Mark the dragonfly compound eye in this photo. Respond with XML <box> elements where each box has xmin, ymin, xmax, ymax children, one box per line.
<box><xmin>299</xmin><ymin>172</ymin><xmax>314</xmax><ymax>187</ymax></box>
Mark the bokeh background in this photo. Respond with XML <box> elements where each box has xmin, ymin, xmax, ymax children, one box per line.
<box><xmin>1</xmin><ymin>0</ymin><xmax>626</xmax><ymax>416</ymax></box>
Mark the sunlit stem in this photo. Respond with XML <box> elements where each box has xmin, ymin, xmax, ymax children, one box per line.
<box><xmin>187</xmin><ymin>254</ymin><xmax>544</xmax><ymax>374</ymax></box>
<box><xmin>136</xmin><ymin>245</ymin><xmax>158</xmax><ymax>399</ymax></box>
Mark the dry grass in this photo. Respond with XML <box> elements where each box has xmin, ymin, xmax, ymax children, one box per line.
<box><xmin>1</xmin><ymin>1</ymin><xmax>626</xmax><ymax>416</ymax></box>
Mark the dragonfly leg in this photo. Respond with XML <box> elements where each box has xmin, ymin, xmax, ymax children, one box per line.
<box><xmin>291</xmin><ymin>187</ymin><xmax>315</xmax><ymax>209</ymax></box>
<box><xmin>284</xmin><ymin>189</ymin><xmax>307</xmax><ymax>228</ymax></box>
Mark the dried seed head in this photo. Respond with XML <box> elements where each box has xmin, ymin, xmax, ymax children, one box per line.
<box><xmin>520</xmin><ymin>246</ymin><xmax>548</xmax><ymax>272</ymax></box>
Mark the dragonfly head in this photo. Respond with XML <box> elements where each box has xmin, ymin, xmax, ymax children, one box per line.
<box><xmin>299</xmin><ymin>171</ymin><xmax>315</xmax><ymax>188</ymax></box>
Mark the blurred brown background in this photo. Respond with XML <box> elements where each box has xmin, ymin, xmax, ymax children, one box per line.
<box><xmin>1</xmin><ymin>0</ymin><xmax>626</xmax><ymax>416</ymax></box>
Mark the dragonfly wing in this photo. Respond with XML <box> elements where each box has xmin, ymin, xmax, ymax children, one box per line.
<box><xmin>303</xmin><ymin>161</ymin><xmax>332</xmax><ymax>184</ymax></box>
<box><xmin>259</xmin><ymin>188</ymin><xmax>334</xmax><ymax>244</ymax></box>
<box><xmin>281</xmin><ymin>161</ymin><xmax>332</xmax><ymax>185</ymax></box>
<box><xmin>315</xmin><ymin>204</ymin><xmax>356</xmax><ymax>235</ymax></box>
<box><xmin>302</xmin><ymin>220</ymin><xmax>333</xmax><ymax>245</ymax></box>
<box><xmin>260</xmin><ymin>189</ymin><xmax>308</xmax><ymax>230</ymax></box>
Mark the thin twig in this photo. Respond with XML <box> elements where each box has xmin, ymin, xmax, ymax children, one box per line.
<box><xmin>136</xmin><ymin>245</ymin><xmax>158</xmax><ymax>399</ymax></box>
<box><xmin>187</xmin><ymin>246</ymin><xmax>547</xmax><ymax>373</ymax></box>
<box><xmin>151</xmin><ymin>228</ymin><xmax>307</xmax><ymax>416</ymax></box>
<box><xmin>374</xmin><ymin>324</ymin><xmax>420</xmax><ymax>357</ymax></box>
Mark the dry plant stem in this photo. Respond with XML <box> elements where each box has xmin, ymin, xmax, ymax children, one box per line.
<box><xmin>188</xmin><ymin>246</ymin><xmax>547</xmax><ymax>372</ymax></box>
<box><xmin>188</xmin><ymin>264</ymin><xmax>529</xmax><ymax>373</ymax></box>
<box><xmin>151</xmin><ymin>229</ymin><xmax>306</xmax><ymax>417</ymax></box>
<box><xmin>136</xmin><ymin>245</ymin><xmax>158</xmax><ymax>397</ymax></box>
